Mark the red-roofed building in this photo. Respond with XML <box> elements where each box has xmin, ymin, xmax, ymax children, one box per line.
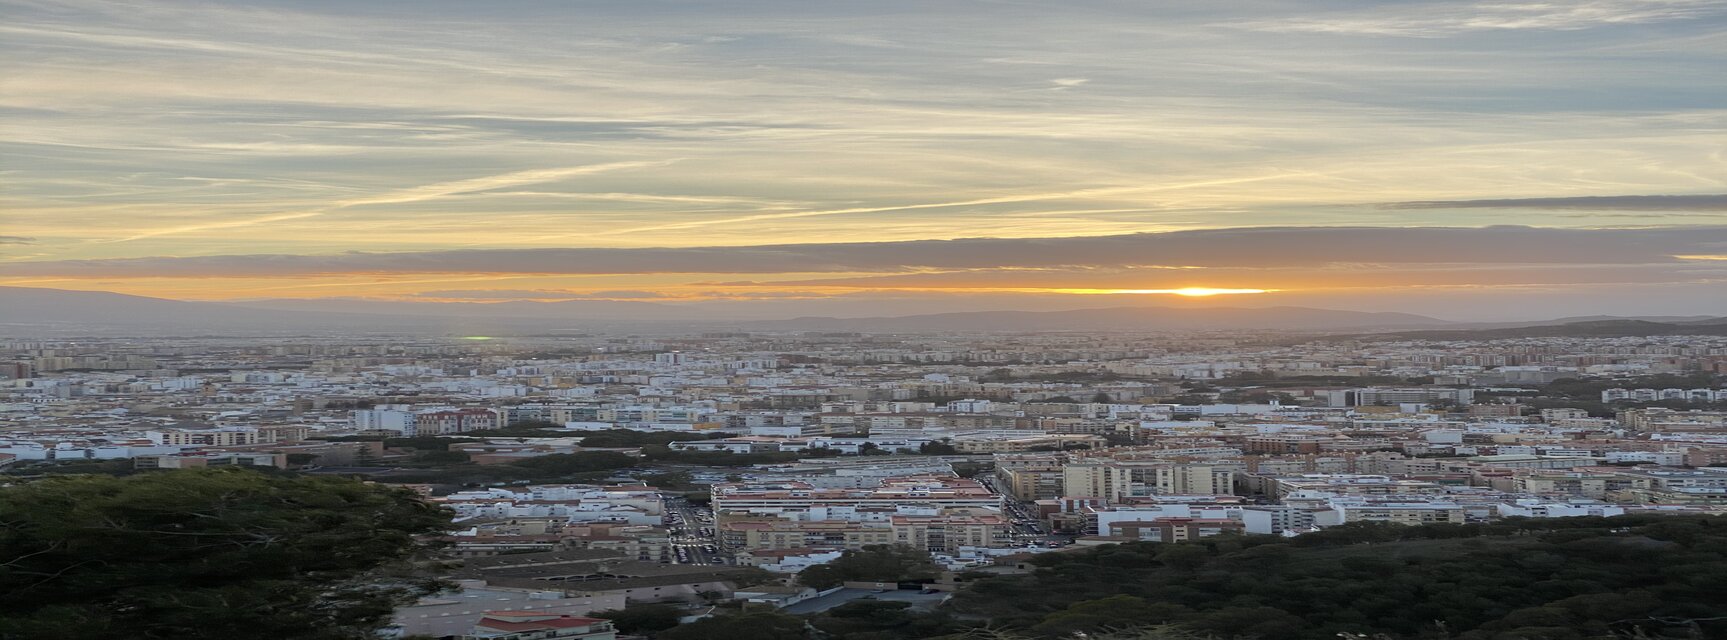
<box><xmin>463</xmin><ymin>612</ymin><xmax>617</xmax><ymax>640</ymax></box>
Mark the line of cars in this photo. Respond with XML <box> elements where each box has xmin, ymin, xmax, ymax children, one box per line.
<box><xmin>674</xmin><ymin>544</ymin><xmax>721</xmax><ymax>564</ymax></box>
<box><xmin>999</xmin><ymin>495</ymin><xmax>1071</xmax><ymax>548</ymax></box>
<box><xmin>666</xmin><ymin>497</ymin><xmax>727</xmax><ymax>564</ymax></box>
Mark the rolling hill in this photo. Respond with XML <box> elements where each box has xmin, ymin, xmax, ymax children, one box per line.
<box><xmin>1351</xmin><ymin>317</ymin><xmax>1727</xmax><ymax>341</ymax></box>
<box><xmin>762</xmin><ymin>306</ymin><xmax>1452</xmax><ymax>332</ymax></box>
<box><xmin>5</xmin><ymin>286</ymin><xmax>1720</xmax><ymax>337</ymax></box>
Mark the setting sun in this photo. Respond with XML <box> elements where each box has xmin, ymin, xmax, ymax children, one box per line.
<box><xmin>1050</xmin><ymin>288</ymin><xmax>1274</xmax><ymax>296</ymax></box>
<box><xmin>1168</xmin><ymin>287</ymin><xmax>1268</xmax><ymax>297</ymax></box>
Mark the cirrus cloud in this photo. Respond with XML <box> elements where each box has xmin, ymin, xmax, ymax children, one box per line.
<box><xmin>1385</xmin><ymin>194</ymin><xmax>1727</xmax><ymax>211</ymax></box>
<box><xmin>0</xmin><ymin>226</ymin><xmax>1722</xmax><ymax>279</ymax></box>
<box><xmin>0</xmin><ymin>227</ymin><xmax>1720</xmax><ymax>300</ymax></box>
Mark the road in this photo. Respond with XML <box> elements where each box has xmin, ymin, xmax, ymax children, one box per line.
<box><xmin>664</xmin><ymin>496</ymin><xmax>731</xmax><ymax>566</ymax></box>
<box><xmin>977</xmin><ymin>476</ymin><xmax>1077</xmax><ymax>548</ymax></box>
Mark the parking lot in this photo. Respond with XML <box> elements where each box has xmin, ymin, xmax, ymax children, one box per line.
<box><xmin>780</xmin><ymin>587</ymin><xmax>951</xmax><ymax>615</ymax></box>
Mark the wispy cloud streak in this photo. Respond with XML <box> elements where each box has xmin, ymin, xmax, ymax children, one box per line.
<box><xmin>1385</xmin><ymin>194</ymin><xmax>1727</xmax><ymax>211</ymax></box>
<box><xmin>106</xmin><ymin>160</ymin><xmax>675</xmax><ymax>242</ymax></box>
<box><xmin>5</xmin><ymin>226</ymin><xmax>1724</xmax><ymax>278</ymax></box>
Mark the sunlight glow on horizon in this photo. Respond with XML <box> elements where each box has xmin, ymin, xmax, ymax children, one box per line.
<box><xmin>1054</xmin><ymin>288</ymin><xmax>1275</xmax><ymax>297</ymax></box>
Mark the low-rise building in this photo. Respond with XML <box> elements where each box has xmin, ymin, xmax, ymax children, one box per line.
<box><xmin>133</xmin><ymin>451</ymin><xmax>286</xmax><ymax>469</ymax></box>
<box><xmin>890</xmin><ymin>512</ymin><xmax>1012</xmax><ymax>552</ymax></box>
<box><xmin>464</xmin><ymin>613</ymin><xmax>617</xmax><ymax>640</ymax></box>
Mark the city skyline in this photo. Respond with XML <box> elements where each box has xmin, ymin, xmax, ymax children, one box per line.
<box><xmin>2</xmin><ymin>0</ymin><xmax>1725</xmax><ymax>316</ymax></box>
<box><xmin>8</xmin><ymin>4</ymin><xmax>1727</xmax><ymax>639</ymax></box>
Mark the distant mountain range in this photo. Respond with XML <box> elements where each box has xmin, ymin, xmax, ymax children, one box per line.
<box><xmin>0</xmin><ymin>287</ymin><xmax>447</xmax><ymax>334</ymax></box>
<box><xmin>229</xmin><ymin>297</ymin><xmax>686</xmax><ymax>321</ymax></box>
<box><xmin>1354</xmin><ymin>317</ymin><xmax>1727</xmax><ymax>341</ymax></box>
<box><xmin>0</xmin><ymin>287</ymin><xmax>673</xmax><ymax>335</ymax></box>
<box><xmin>1</xmin><ymin>286</ymin><xmax>1722</xmax><ymax>337</ymax></box>
<box><xmin>758</xmin><ymin>306</ymin><xmax>1449</xmax><ymax>332</ymax></box>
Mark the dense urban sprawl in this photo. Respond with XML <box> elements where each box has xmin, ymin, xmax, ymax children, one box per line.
<box><xmin>4</xmin><ymin>331</ymin><xmax>1727</xmax><ymax>639</ymax></box>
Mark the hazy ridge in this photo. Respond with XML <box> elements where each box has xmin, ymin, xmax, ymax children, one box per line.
<box><xmin>7</xmin><ymin>286</ymin><xmax>1722</xmax><ymax>337</ymax></box>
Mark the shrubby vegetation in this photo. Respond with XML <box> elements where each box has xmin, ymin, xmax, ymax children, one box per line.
<box><xmin>919</xmin><ymin>440</ymin><xmax>960</xmax><ymax>455</ymax></box>
<box><xmin>370</xmin><ymin>450</ymin><xmax>636</xmax><ymax>485</ymax></box>
<box><xmin>1475</xmin><ymin>374</ymin><xmax>1727</xmax><ymax>416</ymax></box>
<box><xmin>508</xmin><ymin>450</ymin><xmax>636</xmax><ymax>474</ymax></box>
<box><xmin>638</xmin><ymin>470</ymin><xmax>696</xmax><ymax>490</ymax></box>
<box><xmin>12</xmin><ymin>469</ymin><xmax>1723</xmax><ymax>640</ymax></box>
<box><xmin>638</xmin><ymin>443</ymin><xmax>833</xmax><ymax>466</ymax></box>
<box><xmin>591</xmin><ymin>603</ymin><xmax>684</xmax><ymax>635</ymax></box>
<box><xmin>323</xmin><ymin>426</ymin><xmax>735</xmax><ymax>449</ymax></box>
<box><xmin>809</xmin><ymin>600</ymin><xmax>972</xmax><ymax>639</ymax></box>
<box><xmin>2</xmin><ymin>458</ymin><xmax>138</xmax><ymax>477</ymax></box>
<box><xmin>463</xmin><ymin>423</ymin><xmax>745</xmax><ymax>446</ymax></box>
<box><xmin>0</xmin><ymin>468</ymin><xmax>451</xmax><ymax>640</ymax></box>
<box><xmin>947</xmin><ymin>516</ymin><xmax>1727</xmax><ymax>639</ymax></box>
<box><xmin>656</xmin><ymin>610</ymin><xmax>808</xmax><ymax>640</ymax></box>
<box><xmin>571</xmin><ymin>428</ymin><xmax>737</xmax><ymax>448</ymax></box>
<box><xmin>796</xmin><ymin>544</ymin><xmax>941</xmax><ymax>589</ymax></box>
<box><xmin>316</xmin><ymin>428</ymin><xmax>744</xmax><ymax>483</ymax></box>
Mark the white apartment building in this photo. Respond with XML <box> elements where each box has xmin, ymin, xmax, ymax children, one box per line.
<box><xmin>710</xmin><ymin>476</ymin><xmax>1002</xmax><ymax>514</ymax></box>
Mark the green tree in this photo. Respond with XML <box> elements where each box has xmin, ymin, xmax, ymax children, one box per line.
<box><xmin>409</xmin><ymin>449</ymin><xmax>470</xmax><ymax>465</ymax></box>
<box><xmin>639</xmin><ymin>444</ymin><xmax>805</xmax><ymax>467</ymax></box>
<box><xmin>0</xmin><ymin>468</ymin><xmax>452</xmax><ymax>640</ymax></box>
<box><xmin>641</xmin><ymin>471</ymin><xmax>694</xmax><ymax>489</ymax></box>
<box><xmin>591</xmin><ymin>603</ymin><xmax>683</xmax><ymax>634</ymax></box>
<box><xmin>944</xmin><ymin>516</ymin><xmax>1727</xmax><ymax>639</ymax></box>
<box><xmin>385</xmin><ymin>436</ymin><xmax>457</xmax><ymax>450</ymax></box>
<box><xmin>1426</xmin><ymin>398</ymin><xmax>1463</xmax><ymax>412</ymax></box>
<box><xmin>351</xmin><ymin>444</ymin><xmax>384</xmax><ymax>467</ymax></box>
<box><xmin>919</xmin><ymin>440</ymin><xmax>960</xmax><ymax>455</ymax></box>
<box><xmin>797</xmin><ymin>544</ymin><xmax>940</xmax><ymax>589</ymax></box>
<box><xmin>1153</xmin><ymin>544</ymin><xmax>1211</xmax><ymax>571</ymax></box>
<box><xmin>5</xmin><ymin>458</ymin><xmax>137</xmax><ymax>477</ymax></box>
<box><xmin>573</xmin><ymin>428</ymin><xmax>735</xmax><ymax>448</ymax></box>
<box><xmin>1031</xmin><ymin>595</ymin><xmax>1193</xmax><ymax>637</ymax></box>
<box><xmin>658</xmin><ymin>611</ymin><xmax>806</xmax><ymax>640</ymax></box>
<box><xmin>509</xmin><ymin>450</ymin><xmax>634</xmax><ymax>475</ymax></box>
<box><xmin>810</xmin><ymin>600</ymin><xmax>975</xmax><ymax>639</ymax></box>
<box><xmin>952</xmin><ymin>462</ymin><xmax>987</xmax><ymax>478</ymax></box>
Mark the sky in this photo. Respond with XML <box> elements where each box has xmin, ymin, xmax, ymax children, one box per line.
<box><xmin>1</xmin><ymin>0</ymin><xmax>1724</xmax><ymax>320</ymax></box>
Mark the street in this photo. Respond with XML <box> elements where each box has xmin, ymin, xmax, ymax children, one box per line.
<box><xmin>664</xmin><ymin>496</ymin><xmax>731</xmax><ymax>565</ymax></box>
<box><xmin>978</xmin><ymin>476</ymin><xmax>1076</xmax><ymax>548</ymax></box>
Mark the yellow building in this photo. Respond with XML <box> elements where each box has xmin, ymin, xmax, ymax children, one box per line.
<box><xmin>890</xmin><ymin>512</ymin><xmax>1012</xmax><ymax>552</ymax></box>
<box><xmin>953</xmin><ymin>434</ymin><xmax>1106</xmax><ymax>454</ymax></box>
<box><xmin>721</xmin><ymin>520</ymin><xmax>894</xmax><ymax>551</ymax></box>
<box><xmin>998</xmin><ymin>466</ymin><xmax>1065</xmax><ymax>501</ymax></box>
